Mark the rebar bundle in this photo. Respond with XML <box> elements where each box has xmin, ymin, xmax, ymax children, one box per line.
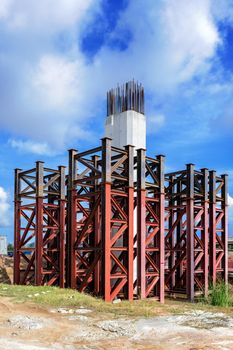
<box><xmin>107</xmin><ymin>81</ymin><xmax>144</xmax><ymax>116</ymax></box>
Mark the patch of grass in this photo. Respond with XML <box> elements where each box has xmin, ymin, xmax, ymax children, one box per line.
<box><xmin>1</xmin><ymin>283</ymin><xmax>232</xmax><ymax>318</ymax></box>
<box><xmin>0</xmin><ymin>283</ymin><xmax>166</xmax><ymax>317</ymax></box>
<box><xmin>210</xmin><ymin>282</ymin><xmax>230</xmax><ymax>307</ymax></box>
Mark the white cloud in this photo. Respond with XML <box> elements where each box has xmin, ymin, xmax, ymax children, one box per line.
<box><xmin>93</xmin><ymin>0</ymin><xmax>221</xmax><ymax>92</ymax></box>
<box><xmin>0</xmin><ymin>0</ymin><xmax>230</xmax><ymax>152</ymax></box>
<box><xmin>31</xmin><ymin>54</ymin><xmax>86</xmax><ymax>110</ymax></box>
<box><xmin>9</xmin><ymin>139</ymin><xmax>54</xmax><ymax>156</ymax></box>
<box><xmin>161</xmin><ymin>0</ymin><xmax>220</xmax><ymax>82</ymax></box>
<box><xmin>147</xmin><ymin>114</ymin><xmax>165</xmax><ymax>134</ymax></box>
<box><xmin>0</xmin><ymin>0</ymin><xmax>100</xmax><ymax>32</ymax></box>
<box><xmin>0</xmin><ymin>0</ymin><xmax>12</xmax><ymax>19</ymax></box>
<box><xmin>0</xmin><ymin>187</ymin><xmax>10</xmax><ymax>227</ymax></box>
<box><xmin>229</xmin><ymin>194</ymin><xmax>233</xmax><ymax>206</ymax></box>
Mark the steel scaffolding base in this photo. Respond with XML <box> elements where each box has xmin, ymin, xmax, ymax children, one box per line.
<box><xmin>14</xmin><ymin>140</ymin><xmax>228</xmax><ymax>302</ymax></box>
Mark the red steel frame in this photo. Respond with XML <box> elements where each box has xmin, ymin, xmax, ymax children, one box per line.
<box><xmin>14</xmin><ymin>162</ymin><xmax>66</xmax><ymax>287</ymax></box>
<box><xmin>67</xmin><ymin>138</ymin><xmax>134</xmax><ymax>301</ymax></box>
<box><xmin>165</xmin><ymin>165</ymin><xmax>209</xmax><ymax>301</ymax></box>
<box><xmin>209</xmin><ymin>171</ymin><xmax>228</xmax><ymax>285</ymax></box>
<box><xmin>13</xmin><ymin>141</ymin><xmax>228</xmax><ymax>303</ymax></box>
<box><xmin>102</xmin><ymin>139</ymin><xmax>134</xmax><ymax>301</ymax></box>
<box><xmin>137</xmin><ymin>149</ymin><xmax>165</xmax><ymax>302</ymax></box>
<box><xmin>66</xmin><ymin>145</ymin><xmax>102</xmax><ymax>293</ymax></box>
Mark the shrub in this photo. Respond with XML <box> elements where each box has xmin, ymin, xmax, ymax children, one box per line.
<box><xmin>210</xmin><ymin>282</ymin><xmax>229</xmax><ymax>307</ymax></box>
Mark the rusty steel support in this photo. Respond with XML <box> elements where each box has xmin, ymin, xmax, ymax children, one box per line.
<box><xmin>165</xmin><ymin>165</ymin><xmax>210</xmax><ymax>300</ymax></box>
<box><xmin>66</xmin><ymin>149</ymin><xmax>77</xmax><ymax>288</ymax></box>
<box><xmin>14</xmin><ymin>163</ymin><xmax>66</xmax><ymax>286</ymax></box>
<box><xmin>137</xmin><ymin>150</ymin><xmax>165</xmax><ymax>301</ymax></box>
<box><xmin>222</xmin><ymin>174</ymin><xmax>228</xmax><ymax>284</ymax></box>
<box><xmin>13</xmin><ymin>138</ymin><xmax>229</xmax><ymax>304</ymax></box>
<box><xmin>68</xmin><ymin>145</ymin><xmax>103</xmax><ymax>294</ymax></box>
<box><xmin>158</xmin><ymin>155</ymin><xmax>165</xmax><ymax>303</ymax></box>
<box><xmin>209</xmin><ymin>171</ymin><xmax>228</xmax><ymax>285</ymax></box>
<box><xmin>102</xmin><ymin>139</ymin><xmax>135</xmax><ymax>301</ymax></box>
<box><xmin>59</xmin><ymin>166</ymin><xmax>66</xmax><ymax>288</ymax></box>
<box><xmin>68</xmin><ymin>138</ymin><xmax>135</xmax><ymax>301</ymax></box>
<box><xmin>126</xmin><ymin>145</ymin><xmax>134</xmax><ymax>301</ymax></box>
<box><xmin>137</xmin><ymin>149</ymin><xmax>146</xmax><ymax>299</ymax></box>
<box><xmin>186</xmin><ymin>164</ymin><xmax>194</xmax><ymax>302</ymax></box>
<box><xmin>209</xmin><ymin>170</ymin><xmax>216</xmax><ymax>284</ymax></box>
<box><xmin>92</xmin><ymin>155</ymin><xmax>101</xmax><ymax>294</ymax></box>
<box><xmin>202</xmin><ymin>168</ymin><xmax>209</xmax><ymax>298</ymax></box>
<box><xmin>102</xmin><ymin>137</ymin><xmax>112</xmax><ymax>301</ymax></box>
<box><xmin>35</xmin><ymin>161</ymin><xmax>44</xmax><ymax>285</ymax></box>
<box><xmin>13</xmin><ymin>168</ymin><xmax>22</xmax><ymax>285</ymax></box>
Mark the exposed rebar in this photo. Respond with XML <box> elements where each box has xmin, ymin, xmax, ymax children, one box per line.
<box><xmin>107</xmin><ymin>80</ymin><xmax>144</xmax><ymax>116</ymax></box>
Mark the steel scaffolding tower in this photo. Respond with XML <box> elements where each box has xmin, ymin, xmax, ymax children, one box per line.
<box><xmin>14</xmin><ymin>163</ymin><xmax>66</xmax><ymax>287</ymax></box>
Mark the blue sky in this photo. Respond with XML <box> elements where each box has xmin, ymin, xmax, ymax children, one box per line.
<box><xmin>0</xmin><ymin>0</ymin><xmax>233</xmax><ymax>242</ymax></box>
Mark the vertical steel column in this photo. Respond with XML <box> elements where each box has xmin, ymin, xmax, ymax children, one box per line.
<box><xmin>176</xmin><ymin>179</ymin><xmax>183</xmax><ymax>287</ymax></box>
<box><xmin>168</xmin><ymin>175</ymin><xmax>176</xmax><ymax>290</ymax></box>
<box><xmin>67</xmin><ymin>149</ymin><xmax>77</xmax><ymax>288</ymax></box>
<box><xmin>186</xmin><ymin>164</ymin><xmax>195</xmax><ymax>301</ymax></box>
<box><xmin>35</xmin><ymin>161</ymin><xmax>44</xmax><ymax>285</ymax></box>
<box><xmin>157</xmin><ymin>155</ymin><xmax>165</xmax><ymax>303</ymax></box>
<box><xmin>92</xmin><ymin>155</ymin><xmax>101</xmax><ymax>295</ymax></box>
<box><xmin>101</xmin><ymin>138</ymin><xmax>112</xmax><ymax>301</ymax></box>
<box><xmin>221</xmin><ymin>174</ymin><xmax>228</xmax><ymax>284</ymax></box>
<box><xmin>126</xmin><ymin>145</ymin><xmax>134</xmax><ymax>300</ymax></box>
<box><xmin>13</xmin><ymin>168</ymin><xmax>21</xmax><ymax>284</ymax></box>
<box><xmin>202</xmin><ymin>168</ymin><xmax>209</xmax><ymax>297</ymax></box>
<box><xmin>59</xmin><ymin>165</ymin><xmax>66</xmax><ymax>288</ymax></box>
<box><xmin>209</xmin><ymin>170</ymin><xmax>216</xmax><ymax>285</ymax></box>
<box><xmin>137</xmin><ymin>148</ymin><xmax>146</xmax><ymax>299</ymax></box>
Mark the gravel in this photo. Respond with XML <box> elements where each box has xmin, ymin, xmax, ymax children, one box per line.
<box><xmin>7</xmin><ymin>315</ymin><xmax>48</xmax><ymax>330</ymax></box>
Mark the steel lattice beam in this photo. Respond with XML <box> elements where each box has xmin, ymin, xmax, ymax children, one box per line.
<box><xmin>165</xmin><ymin>165</ymin><xmax>210</xmax><ymax>301</ymax></box>
<box><xmin>209</xmin><ymin>171</ymin><xmax>228</xmax><ymax>285</ymax></box>
<box><xmin>137</xmin><ymin>150</ymin><xmax>165</xmax><ymax>302</ymax></box>
<box><xmin>14</xmin><ymin>139</ymin><xmax>228</xmax><ymax>303</ymax></box>
<box><xmin>14</xmin><ymin>163</ymin><xmax>66</xmax><ymax>287</ymax></box>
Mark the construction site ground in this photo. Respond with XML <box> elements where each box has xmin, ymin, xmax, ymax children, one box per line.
<box><xmin>1</xmin><ymin>257</ymin><xmax>233</xmax><ymax>350</ymax></box>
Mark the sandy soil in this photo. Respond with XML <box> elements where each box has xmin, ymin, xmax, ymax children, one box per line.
<box><xmin>0</xmin><ymin>257</ymin><xmax>13</xmax><ymax>284</ymax></box>
<box><xmin>1</xmin><ymin>256</ymin><xmax>233</xmax><ymax>349</ymax></box>
<box><xmin>0</xmin><ymin>298</ymin><xmax>233</xmax><ymax>350</ymax></box>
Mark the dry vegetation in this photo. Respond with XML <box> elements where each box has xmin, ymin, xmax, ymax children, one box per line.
<box><xmin>0</xmin><ymin>283</ymin><xmax>233</xmax><ymax>318</ymax></box>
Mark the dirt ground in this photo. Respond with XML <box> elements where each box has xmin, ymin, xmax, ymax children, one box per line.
<box><xmin>0</xmin><ymin>297</ymin><xmax>233</xmax><ymax>350</ymax></box>
<box><xmin>1</xmin><ymin>256</ymin><xmax>233</xmax><ymax>349</ymax></box>
<box><xmin>0</xmin><ymin>256</ymin><xmax>13</xmax><ymax>284</ymax></box>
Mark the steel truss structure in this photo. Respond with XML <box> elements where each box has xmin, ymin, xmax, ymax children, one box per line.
<box><xmin>137</xmin><ymin>149</ymin><xmax>165</xmax><ymax>302</ymax></box>
<box><xmin>67</xmin><ymin>138</ymin><xmax>135</xmax><ymax>301</ymax></box>
<box><xmin>209</xmin><ymin>171</ymin><xmax>228</xmax><ymax>285</ymax></box>
<box><xmin>14</xmin><ymin>162</ymin><xmax>66</xmax><ymax>287</ymax></box>
<box><xmin>165</xmin><ymin>166</ymin><xmax>228</xmax><ymax>301</ymax></box>
<box><xmin>14</xmin><ymin>141</ymin><xmax>228</xmax><ymax>303</ymax></box>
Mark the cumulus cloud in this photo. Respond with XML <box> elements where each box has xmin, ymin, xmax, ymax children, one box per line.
<box><xmin>0</xmin><ymin>0</ymin><xmax>232</xmax><ymax>154</ymax></box>
<box><xmin>229</xmin><ymin>194</ymin><xmax>233</xmax><ymax>206</ymax></box>
<box><xmin>147</xmin><ymin>114</ymin><xmax>165</xmax><ymax>134</ymax></box>
<box><xmin>0</xmin><ymin>0</ymin><xmax>12</xmax><ymax>19</ymax></box>
<box><xmin>0</xmin><ymin>0</ymin><xmax>100</xmax><ymax>31</ymax></box>
<box><xmin>93</xmin><ymin>0</ymin><xmax>221</xmax><ymax>92</ymax></box>
<box><xmin>0</xmin><ymin>187</ymin><xmax>10</xmax><ymax>227</ymax></box>
<box><xmin>31</xmin><ymin>54</ymin><xmax>86</xmax><ymax>111</ymax></box>
<box><xmin>9</xmin><ymin>139</ymin><xmax>54</xmax><ymax>156</ymax></box>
